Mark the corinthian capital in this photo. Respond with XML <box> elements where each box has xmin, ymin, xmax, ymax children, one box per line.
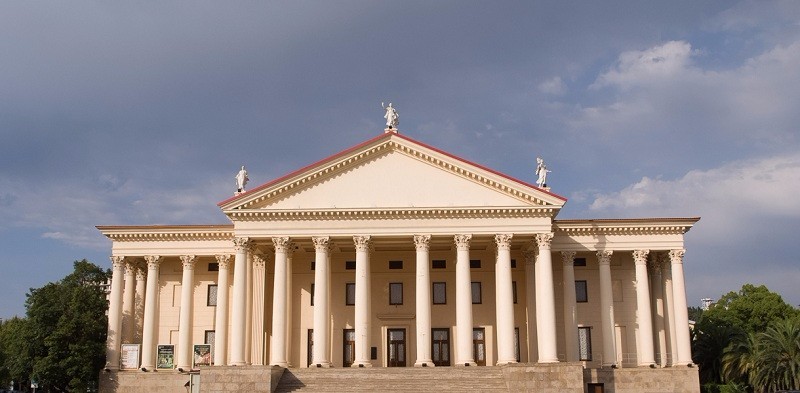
<box><xmin>596</xmin><ymin>250</ymin><xmax>613</xmax><ymax>266</ymax></box>
<box><xmin>252</xmin><ymin>254</ymin><xmax>267</xmax><ymax>269</ymax></box>
<box><xmin>110</xmin><ymin>255</ymin><xmax>126</xmax><ymax>270</ymax></box>
<box><xmin>144</xmin><ymin>255</ymin><xmax>162</xmax><ymax>270</ymax></box>
<box><xmin>632</xmin><ymin>250</ymin><xmax>650</xmax><ymax>265</ymax></box>
<box><xmin>272</xmin><ymin>236</ymin><xmax>292</xmax><ymax>253</ymax></box>
<box><xmin>413</xmin><ymin>234</ymin><xmax>431</xmax><ymax>251</ymax></box>
<box><xmin>353</xmin><ymin>235</ymin><xmax>372</xmax><ymax>252</ymax></box>
<box><xmin>233</xmin><ymin>237</ymin><xmax>251</xmax><ymax>252</ymax></box>
<box><xmin>215</xmin><ymin>254</ymin><xmax>232</xmax><ymax>270</ymax></box>
<box><xmin>180</xmin><ymin>255</ymin><xmax>197</xmax><ymax>270</ymax></box>
<box><xmin>669</xmin><ymin>249</ymin><xmax>686</xmax><ymax>264</ymax></box>
<box><xmin>561</xmin><ymin>251</ymin><xmax>576</xmax><ymax>267</ymax></box>
<box><xmin>454</xmin><ymin>234</ymin><xmax>472</xmax><ymax>251</ymax></box>
<box><xmin>535</xmin><ymin>233</ymin><xmax>554</xmax><ymax>249</ymax></box>
<box><xmin>312</xmin><ymin>236</ymin><xmax>330</xmax><ymax>252</ymax></box>
<box><xmin>494</xmin><ymin>234</ymin><xmax>513</xmax><ymax>251</ymax></box>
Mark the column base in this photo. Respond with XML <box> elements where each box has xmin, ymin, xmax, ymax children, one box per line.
<box><xmin>230</xmin><ymin>361</ymin><xmax>247</xmax><ymax>366</ymax></box>
<box><xmin>413</xmin><ymin>360</ymin><xmax>435</xmax><ymax>367</ymax></box>
<box><xmin>310</xmin><ymin>362</ymin><xmax>332</xmax><ymax>368</ymax></box>
<box><xmin>495</xmin><ymin>360</ymin><xmax>518</xmax><ymax>366</ymax></box>
<box><xmin>455</xmin><ymin>361</ymin><xmax>478</xmax><ymax>367</ymax></box>
<box><xmin>537</xmin><ymin>359</ymin><xmax>559</xmax><ymax>364</ymax></box>
<box><xmin>352</xmin><ymin>362</ymin><xmax>373</xmax><ymax>368</ymax></box>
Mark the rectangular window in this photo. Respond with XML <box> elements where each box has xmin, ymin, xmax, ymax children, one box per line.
<box><xmin>576</xmin><ymin>280</ymin><xmax>588</xmax><ymax>303</ymax></box>
<box><xmin>512</xmin><ymin>281</ymin><xmax>518</xmax><ymax>304</ymax></box>
<box><xmin>433</xmin><ymin>282</ymin><xmax>447</xmax><ymax>305</ymax></box>
<box><xmin>389</xmin><ymin>260</ymin><xmax>403</xmax><ymax>270</ymax></box>
<box><xmin>207</xmin><ymin>284</ymin><xmax>218</xmax><ymax>306</ymax></box>
<box><xmin>311</xmin><ymin>261</ymin><xmax>316</xmax><ymax>271</ymax></box>
<box><xmin>578</xmin><ymin>326</ymin><xmax>592</xmax><ymax>361</ymax></box>
<box><xmin>390</xmin><ymin>282</ymin><xmax>403</xmax><ymax>305</ymax></box>
<box><xmin>345</xmin><ymin>261</ymin><xmax>356</xmax><ymax>270</ymax></box>
<box><xmin>574</xmin><ymin>257</ymin><xmax>587</xmax><ymax>267</ymax></box>
<box><xmin>431</xmin><ymin>328</ymin><xmax>450</xmax><ymax>366</ymax></box>
<box><xmin>471</xmin><ymin>282</ymin><xmax>482</xmax><ymax>304</ymax></box>
<box><xmin>205</xmin><ymin>330</ymin><xmax>215</xmax><ymax>365</ymax></box>
<box><xmin>514</xmin><ymin>327</ymin><xmax>520</xmax><ymax>363</ymax></box>
<box><xmin>208</xmin><ymin>262</ymin><xmax>219</xmax><ymax>272</ymax></box>
<box><xmin>470</xmin><ymin>259</ymin><xmax>481</xmax><ymax>269</ymax></box>
<box><xmin>310</xmin><ymin>283</ymin><xmax>315</xmax><ymax>306</ymax></box>
<box><xmin>432</xmin><ymin>260</ymin><xmax>446</xmax><ymax>269</ymax></box>
<box><xmin>345</xmin><ymin>283</ymin><xmax>355</xmax><ymax>306</ymax></box>
<box><xmin>511</xmin><ymin>259</ymin><xmax>517</xmax><ymax>269</ymax></box>
<box><xmin>343</xmin><ymin>329</ymin><xmax>355</xmax><ymax>367</ymax></box>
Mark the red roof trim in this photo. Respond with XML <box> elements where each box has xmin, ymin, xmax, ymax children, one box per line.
<box><xmin>218</xmin><ymin>130</ymin><xmax>568</xmax><ymax>207</ymax></box>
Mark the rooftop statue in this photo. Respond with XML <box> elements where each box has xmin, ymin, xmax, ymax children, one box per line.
<box><xmin>235</xmin><ymin>165</ymin><xmax>249</xmax><ymax>194</ymax></box>
<box><xmin>535</xmin><ymin>157</ymin><xmax>551</xmax><ymax>188</ymax></box>
<box><xmin>382</xmin><ymin>102</ymin><xmax>399</xmax><ymax>129</ymax></box>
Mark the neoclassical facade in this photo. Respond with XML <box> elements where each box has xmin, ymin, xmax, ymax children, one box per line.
<box><xmin>99</xmin><ymin>130</ymin><xmax>698</xmax><ymax>382</ymax></box>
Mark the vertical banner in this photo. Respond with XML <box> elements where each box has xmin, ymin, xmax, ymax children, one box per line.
<box><xmin>120</xmin><ymin>344</ymin><xmax>141</xmax><ymax>370</ymax></box>
<box><xmin>193</xmin><ymin>344</ymin><xmax>212</xmax><ymax>367</ymax></box>
<box><xmin>157</xmin><ymin>345</ymin><xmax>175</xmax><ymax>369</ymax></box>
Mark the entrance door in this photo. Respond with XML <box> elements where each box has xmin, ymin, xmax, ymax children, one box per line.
<box><xmin>431</xmin><ymin>328</ymin><xmax>450</xmax><ymax>366</ymax></box>
<box><xmin>387</xmin><ymin>328</ymin><xmax>406</xmax><ymax>367</ymax></box>
<box><xmin>343</xmin><ymin>329</ymin><xmax>355</xmax><ymax>367</ymax></box>
<box><xmin>473</xmin><ymin>328</ymin><xmax>486</xmax><ymax>366</ymax></box>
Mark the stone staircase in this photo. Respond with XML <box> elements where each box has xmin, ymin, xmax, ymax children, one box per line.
<box><xmin>274</xmin><ymin>366</ymin><xmax>510</xmax><ymax>392</ymax></box>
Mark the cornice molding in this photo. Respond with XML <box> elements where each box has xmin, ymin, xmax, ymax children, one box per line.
<box><xmin>553</xmin><ymin>218</ymin><xmax>699</xmax><ymax>236</ymax></box>
<box><xmin>226</xmin><ymin>206</ymin><xmax>556</xmax><ymax>222</ymax></box>
<box><xmin>97</xmin><ymin>226</ymin><xmax>234</xmax><ymax>242</ymax></box>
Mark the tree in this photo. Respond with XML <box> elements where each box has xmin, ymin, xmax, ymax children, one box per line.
<box><xmin>704</xmin><ymin>284</ymin><xmax>799</xmax><ymax>333</ymax></box>
<box><xmin>0</xmin><ymin>260</ymin><xmax>109</xmax><ymax>392</ymax></box>
<box><xmin>750</xmin><ymin>318</ymin><xmax>800</xmax><ymax>392</ymax></box>
<box><xmin>693</xmin><ymin>319</ymin><xmax>742</xmax><ymax>384</ymax></box>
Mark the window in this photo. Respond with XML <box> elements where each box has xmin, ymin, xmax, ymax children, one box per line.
<box><xmin>511</xmin><ymin>259</ymin><xmax>517</xmax><ymax>268</ymax></box>
<box><xmin>205</xmin><ymin>330</ymin><xmax>215</xmax><ymax>364</ymax></box>
<box><xmin>512</xmin><ymin>281</ymin><xmax>518</xmax><ymax>304</ymax></box>
<box><xmin>471</xmin><ymin>282</ymin><xmax>482</xmax><ymax>304</ymax></box>
<box><xmin>574</xmin><ymin>257</ymin><xmax>587</xmax><ymax>267</ymax></box>
<box><xmin>208</xmin><ymin>262</ymin><xmax>219</xmax><ymax>272</ymax></box>
<box><xmin>470</xmin><ymin>259</ymin><xmax>481</xmax><ymax>269</ymax></box>
<box><xmin>433</xmin><ymin>282</ymin><xmax>447</xmax><ymax>305</ymax></box>
<box><xmin>310</xmin><ymin>283</ymin><xmax>315</xmax><ymax>306</ymax></box>
<box><xmin>389</xmin><ymin>260</ymin><xmax>403</xmax><ymax>270</ymax></box>
<box><xmin>390</xmin><ymin>283</ymin><xmax>403</xmax><ymax>305</ymax></box>
<box><xmin>343</xmin><ymin>329</ymin><xmax>355</xmax><ymax>367</ymax></box>
<box><xmin>432</xmin><ymin>260</ymin><xmax>446</xmax><ymax>269</ymax></box>
<box><xmin>514</xmin><ymin>327</ymin><xmax>520</xmax><ymax>363</ymax></box>
<box><xmin>473</xmin><ymin>328</ymin><xmax>486</xmax><ymax>366</ymax></box>
<box><xmin>345</xmin><ymin>283</ymin><xmax>355</xmax><ymax>306</ymax></box>
<box><xmin>576</xmin><ymin>280</ymin><xmax>588</xmax><ymax>303</ymax></box>
<box><xmin>431</xmin><ymin>328</ymin><xmax>450</xmax><ymax>366</ymax></box>
<box><xmin>345</xmin><ymin>260</ymin><xmax>356</xmax><ymax>270</ymax></box>
<box><xmin>207</xmin><ymin>284</ymin><xmax>218</xmax><ymax>306</ymax></box>
<box><xmin>578</xmin><ymin>326</ymin><xmax>592</xmax><ymax>361</ymax></box>
<box><xmin>311</xmin><ymin>261</ymin><xmax>316</xmax><ymax>271</ymax></box>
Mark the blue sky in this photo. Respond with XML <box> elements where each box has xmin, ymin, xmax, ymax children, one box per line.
<box><xmin>1</xmin><ymin>1</ymin><xmax>799</xmax><ymax>318</ymax></box>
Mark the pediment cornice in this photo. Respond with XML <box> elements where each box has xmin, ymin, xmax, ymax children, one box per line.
<box><xmin>227</xmin><ymin>206</ymin><xmax>557</xmax><ymax>222</ymax></box>
<box><xmin>96</xmin><ymin>225</ymin><xmax>234</xmax><ymax>242</ymax></box>
<box><xmin>553</xmin><ymin>218</ymin><xmax>699</xmax><ymax>236</ymax></box>
<box><xmin>219</xmin><ymin>133</ymin><xmax>566</xmax><ymax>213</ymax></box>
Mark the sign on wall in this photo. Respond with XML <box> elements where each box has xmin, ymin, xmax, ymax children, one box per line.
<box><xmin>120</xmin><ymin>344</ymin><xmax>141</xmax><ymax>370</ymax></box>
<box><xmin>157</xmin><ymin>345</ymin><xmax>175</xmax><ymax>369</ymax></box>
<box><xmin>193</xmin><ymin>344</ymin><xmax>212</xmax><ymax>367</ymax></box>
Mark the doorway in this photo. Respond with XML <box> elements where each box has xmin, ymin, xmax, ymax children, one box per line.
<box><xmin>387</xmin><ymin>328</ymin><xmax>407</xmax><ymax>367</ymax></box>
<box><xmin>343</xmin><ymin>329</ymin><xmax>355</xmax><ymax>367</ymax></box>
<box><xmin>432</xmin><ymin>328</ymin><xmax>450</xmax><ymax>366</ymax></box>
<box><xmin>473</xmin><ymin>328</ymin><xmax>486</xmax><ymax>366</ymax></box>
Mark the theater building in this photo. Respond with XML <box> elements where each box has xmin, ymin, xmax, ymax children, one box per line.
<box><xmin>98</xmin><ymin>128</ymin><xmax>700</xmax><ymax>392</ymax></box>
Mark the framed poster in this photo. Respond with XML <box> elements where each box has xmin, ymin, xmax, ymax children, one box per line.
<box><xmin>193</xmin><ymin>344</ymin><xmax>212</xmax><ymax>367</ymax></box>
<box><xmin>120</xmin><ymin>344</ymin><xmax>140</xmax><ymax>370</ymax></box>
<box><xmin>157</xmin><ymin>344</ymin><xmax>175</xmax><ymax>369</ymax></box>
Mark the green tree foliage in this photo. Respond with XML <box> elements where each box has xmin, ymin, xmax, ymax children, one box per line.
<box><xmin>703</xmin><ymin>284</ymin><xmax>799</xmax><ymax>333</ymax></box>
<box><xmin>0</xmin><ymin>260</ymin><xmax>109</xmax><ymax>392</ymax></box>
<box><xmin>693</xmin><ymin>320</ymin><xmax>742</xmax><ymax>384</ymax></box>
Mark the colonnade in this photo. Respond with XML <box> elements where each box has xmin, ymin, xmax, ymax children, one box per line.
<box><xmin>104</xmin><ymin>234</ymin><xmax>693</xmax><ymax>371</ymax></box>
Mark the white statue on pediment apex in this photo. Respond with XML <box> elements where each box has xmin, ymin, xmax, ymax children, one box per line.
<box><xmin>535</xmin><ymin>157</ymin><xmax>551</xmax><ymax>188</ymax></box>
<box><xmin>235</xmin><ymin>165</ymin><xmax>249</xmax><ymax>193</ymax></box>
<box><xmin>382</xmin><ymin>102</ymin><xmax>399</xmax><ymax>130</ymax></box>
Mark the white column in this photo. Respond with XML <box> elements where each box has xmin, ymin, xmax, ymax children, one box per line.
<box><xmin>495</xmin><ymin>234</ymin><xmax>516</xmax><ymax>365</ymax></box>
<box><xmin>134</xmin><ymin>266</ymin><xmax>146</xmax><ymax>344</ymax></box>
<box><xmin>285</xmin><ymin>252</ymin><xmax>293</xmax><ymax>364</ymax></box>
<box><xmin>649</xmin><ymin>256</ymin><xmax>667</xmax><ymax>367</ymax></box>
<box><xmin>413</xmin><ymin>234</ymin><xmax>432</xmax><ymax>367</ymax></box>
<box><xmin>524</xmin><ymin>249</ymin><xmax>538</xmax><ymax>362</ymax></box>
<box><xmin>662</xmin><ymin>254</ymin><xmax>678</xmax><ymax>366</ymax></box>
<box><xmin>140</xmin><ymin>255</ymin><xmax>162</xmax><ymax>370</ymax></box>
<box><xmin>105</xmin><ymin>256</ymin><xmax>126</xmax><ymax>370</ymax></box>
<box><xmin>214</xmin><ymin>254</ymin><xmax>232</xmax><ymax>366</ymax></box>
<box><xmin>270</xmin><ymin>237</ymin><xmax>291</xmax><ymax>367</ymax></box>
<box><xmin>353</xmin><ymin>235</ymin><xmax>373</xmax><ymax>367</ymax></box>
<box><xmin>633</xmin><ymin>250</ymin><xmax>655</xmax><ymax>366</ymax></box>
<box><xmin>670</xmin><ymin>249</ymin><xmax>693</xmax><ymax>366</ymax></box>
<box><xmin>597</xmin><ymin>250</ymin><xmax>617</xmax><ymax>367</ymax></box>
<box><xmin>121</xmin><ymin>260</ymin><xmax>137</xmax><ymax>344</ymax></box>
<box><xmin>454</xmin><ymin>234</ymin><xmax>476</xmax><ymax>366</ymax></box>
<box><xmin>561</xmin><ymin>251</ymin><xmax>579</xmax><ymax>362</ymax></box>
<box><xmin>230</xmin><ymin>237</ymin><xmax>251</xmax><ymax>366</ymax></box>
<box><xmin>251</xmin><ymin>254</ymin><xmax>266</xmax><ymax>365</ymax></box>
<box><xmin>534</xmin><ymin>233</ymin><xmax>558</xmax><ymax>363</ymax></box>
<box><xmin>312</xmin><ymin>236</ymin><xmax>331</xmax><ymax>367</ymax></box>
<box><xmin>246</xmin><ymin>252</ymin><xmax>254</xmax><ymax>364</ymax></box>
<box><xmin>177</xmin><ymin>255</ymin><xmax>197</xmax><ymax>370</ymax></box>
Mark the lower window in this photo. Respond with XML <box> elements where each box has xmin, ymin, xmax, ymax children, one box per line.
<box><xmin>578</xmin><ymin>326</ymin><xmax>592</xmax><ymax>361</ymax></box>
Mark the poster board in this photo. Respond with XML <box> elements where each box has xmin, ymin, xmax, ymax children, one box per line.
<box><xmin>157</xmin><ymin>344</ymin><xmax>175</xmax><ymax>369</ymax></box>
<box><xmin>193</xmin><ymin>344</ymin><xmax>212</xmax><ymax>367</ymax></box>
<box><xmin>120</xmin><ymin>344</ymin><xmax>141</xmax><ymax>370</ymax></box>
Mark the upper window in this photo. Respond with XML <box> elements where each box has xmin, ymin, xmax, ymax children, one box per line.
<box><xmin>433</xmin><ymin>282</ymin><xmax>447</xmax><ymax>305</ymax></box>
<box><xmin>389</xmin><ymin>283</ymin><xmax>403</xmax><ymax>305</ymax></box>
<box><xmin>511</xmin><ymin>259</ymin><xmax>517</xmax><ymax>269</ymax></box>
<box><xmin>432</xmin><ymin>260</ymin><xmax>446</xmax><ymax>269</ymax></box>
<box><xmin>389</xmin><ymin>260</ymin><xmax>403</xmax><ymax>270</ymax></box>
<box><xmin>345</xmin><ymin>261</ymin><xmax>356</xmax><ymax>270</ymax></box>
<box><xmin>576</xmin><ymin>280</ymin><xmax>588</xmax><ymax>303</ymax></box>
<box><xmin>471</xmin><ymin>282</ymin><xmax>482</xmax><ymax>304</ymax></box>
<box><xmin>207</xmin><ymin>284</ymin><xmax>218</xmax><ymax>306</ymax></box>
<box><xmin>512</xmin><ymin>281</ymin><xmax>518</xmax><ymax>304</ymax></box>
<box><xmin>470</xmin><ymin>260</ymin><xmax>481</xmax><ymax>269</ymax></box>
<box><xmin>574</xmin><ymin>257</ymin><xmax>587</xmax><ymax>267</ymax></box>
<box><xmin>208</xmin><ymin>262</ymin><xmax>219</xmax><ymax>272</ymax></box>
<box><xmin>310</xmin><ymin>283</ymin><xmax>315</xmax><ymax>306</ymax></box>
<box><xmin>345</xmin><ymin>283</ymin><xmax>355</xmax><ymax>306</ymax></box>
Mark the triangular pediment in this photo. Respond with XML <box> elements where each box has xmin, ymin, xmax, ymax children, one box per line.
<box><xmin>219</xmin><ymin>133</ymin><xmax>566</xmax><ymax>213</ymax></box>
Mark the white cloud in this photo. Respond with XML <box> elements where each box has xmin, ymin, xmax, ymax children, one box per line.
<box><xmin>538</xmin><ymin>76</ymin><xmax>566</xmax><ymax>96</ymax></box>
<box><xmin>591</xmin><ymin>41</ymin><xmax>696</xmax><ymax>90</ymax></box>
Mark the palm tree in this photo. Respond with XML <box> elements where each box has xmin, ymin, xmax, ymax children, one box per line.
<box><xmin>751</xmin><ymin>318</ymin><xmax>800</xmax><ymax>392</ymax></box>
<box><xmin>693</xmin><ymin>320</ymin><xmax>741</xmax><ymax>384</ymax></box>
<box><xmin>722</xmin><ymin>331</ymin><xmax>759</xmax><ymax>388</ymax></box>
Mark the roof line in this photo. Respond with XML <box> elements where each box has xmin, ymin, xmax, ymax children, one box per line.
<box><xmin>554</xmin><ymin>217</ymin><xmax>701</xmax><ymax>224</ymax></box>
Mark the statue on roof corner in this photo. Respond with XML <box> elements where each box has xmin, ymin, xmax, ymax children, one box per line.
<box><xmin>535</xmin><ymin>157</ymin><xmax>551</xmax><ymax>188</ymax></box>
<box><xmin>382</xmin><ymin>102</ymin><xmax>399</xmax><ymax>130</ymax></box>
<box><xmin>235</xmin><ymin>165</ymin><xmax>249</xmax><ymax>194</ymax></box>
